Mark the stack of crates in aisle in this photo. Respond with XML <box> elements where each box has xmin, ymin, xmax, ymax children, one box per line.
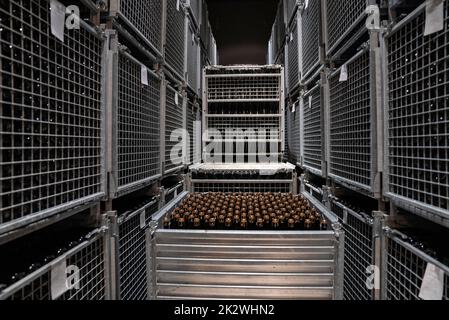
<box><xmin>0</xmin><ymin>0</ymin><xmax>218</xmax><ymax>301</ymax></box>
<box><xmin>0</xmin><ymin>0</ymin><xmax>109</xmax><ymax>300</ymax></box>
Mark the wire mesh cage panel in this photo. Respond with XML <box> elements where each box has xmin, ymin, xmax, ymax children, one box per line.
<box><xmin>192</xmin><ymin>181</ymin><xmax>293</xmax><ymax>193</ymax></box>
<box><xmin>186</xmin><ymin>21</ymin><xmax>200</xmax><ymax>95</ymax></box>
<box><xmin>0</xmin><ymin>230</ymin><xmax>107</xmax><ymax>300</ymax></box>
<box><xmin>113</xmin><ymin>0</ymin><xmax>163</xmax><ymax>54</ymax></box>
<box><xmin>301</xmin><ymin>0</ymin><xmax>321</xmax><ymax>79</ymax></box>
<box><xmin>288</xmin><ymin>108</ymin><xmax>301</xmax><ymax>164</ymax></box>
<box><xmin>200</xmin><ymin>0</ymin><xmax>210</xmax><ymax>50</ymax></box>
<box><xmin>207</xmin><ymin>75</ymin><xmax>282</xmax><ymax>102</ymax></box>
<box><xmin>165</xmin><ymin>85</ymin><xmax>185</xmax><ymax>174</ymax></box>
<box><xmin>325</xmin><ymin>0</ymin><xmax>367</xmax><ymax>55</ymax></box>
<box><xmin>206</xmin><ymin>117</ymin><xmax>282</xmax><ymax>139</ymax></box>
<box><xmin>165</xmin><ymin>0</ymin><xmax>186</xmax><ymax>78</ymax></box>
<box><xmin>0</xmin><ymin>0</ymin><xmax>104</xmax><ymax>231</ymax></box>
<box><xmin>284</xmin><ymin>0</ymin><xmax>298</xmax><ymax>25</ymax></box>
<box><xmin>113</xmin><ymin>52</ymin><xmax>161</xmax><ymax>198</ymax></box>
<box><xmin>186</xmin><ymin>100</ymin><xmax>196</xmax><ymax>165</ymax></box>
<box><xmin>328</xmin><ymin>50</ymin><xmax>372</xmax><ymax>190</ymax></box>
<box><xmin>303</xmin><ymin>85</ymin><xmax>323</xmax><ymax>175</ymax></box>
<box><xmin>184</xmin><ymin>0</ymin><xmax>201</xmax><ymax>27</ymax></box>
<box><xmin>287</xmin><ymin>14</ymin><xmax>300</xmax><ymax>92</ymax></box>
<box><xmin>385</xmin><ymin>233</ymin><xmax>449</xmax><ymax>300</ymax></box>
<box><xmin>117</xmin><ymin>199</ymin><xmax>159</xmax><ymax>300</ymax></box>
<box><xmin>330</xmin><ymin>198</ymin><xmax>374</xmax><ymax>300</ymax></box>
<box><xmin>385</xmin><ymin>3</ymin><xmax>449</xmax><ymax>219</ymax></box>
<box><xmin>276</xmin><ymin>0</ymin><xmax>286</xmax><ymax>54</ymax></box>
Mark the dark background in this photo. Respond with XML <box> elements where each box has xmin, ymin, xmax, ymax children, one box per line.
<box><xmin>206</xmin><ymin>0</ymin><xmax>279</xmax><ymax>65</ymax></box>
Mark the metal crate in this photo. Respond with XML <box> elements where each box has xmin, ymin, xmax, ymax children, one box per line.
<box><xmin>185</xmin><ymin>19</ymin><xmax>200</xmax><ymax>95</ymax></box>
<box><xmin>301</xmin><ymin>0</ymin><xmax>321</xmax><ymax>80</ymax></box>
<box><xmin>330</xmin><ymin>197</ymin><xmax>375</xmax><ymax>300</ymax></box>
<box><xmin>109</xmin><ymin>0</ymin><xmax>163</xmax><ymax>55</ymax></box>
<box><xmin>383</xmin><ymin>2</ymin><xmax>449</xmax><ymax>224</ymax></box>
<box><xmin>149</xmin><ymin>191</ymin><xmax>343</xmax><ymax>300</ymax></box>
<box><xmin>324</xmin><ymin>0</ymin><xmax>367</xmax><ymax>57</ymax></box>
<box><xmin>113</xmin><ymin>198</ymin><xmax>159</xmax><ymax>300</ymax></box>
<box><xmin>0</xmin><ymin>229</ymin><xmax>109</xmax><ymax>300</ymax></box>
<box><xmin>302</xmin><ymin>84</ymin><xmax>324</xmax><ymax>176</ymax></box>
<box><xmin>164</xmin><ymin>85</ymin><xmax>185</xmax><ymax>174</ymax></box>
<box><xmin>0</xmin><ymin>0</ymin><xmax>105</xmax><ymax>235</ymax></box>
<box><xmin>327</xmin><ymin>49</ymin><xmax>376</xmax><ymax>194</ymax></box>
<box><xmin>384</xmin><ymin>230</ymin><xmax>449</xmax><ymax>300</ymax></box>
<box><xmin>165</xmin><ymin>0</ymin><xmax>186</xmax><ymax>80</ymax></box>
<box><xmin>287</xmin><ymin>12</ymin><xmax>300</xmax><ymax>92</ymax></box>
<box><xmin>107</xmin><ymin>43</ymin><xmax>162</xmax><ymax>199</ymax></box>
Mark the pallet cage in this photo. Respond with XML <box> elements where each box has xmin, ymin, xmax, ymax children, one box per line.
<box><xmin>164</xmin><ymin>0</ymin><xmax>186</xmax><ymax>80</ymax></box>
<box><xmin>302</xmin><ymin>84</ymin><xmax>324</xmax><ymax>176</ymax></box>
<box><xmin>109</xmin><ymin>0</ymin><xmax>163</xmax><ymax>56</ymax></box>
<box><xmin>164</xmin><ymin>85</ymin><xmax>185</xmax><ymax>175</ymax></box>
<box><xmin>185</xmin><ymin>19</ymin><xmax>200</xmax><ymax>95</ymax></box>
<box><xmin>0</xmin><ymin>0</ymin><xmax>105</xmax><ymax>235</ymax></box>
<box><xmin>0</xmin><ymin>229</ymin><xmax>108</xmax><ymax>300</ymax></box>
<box><xmin>113</xmin><ymin>198</ymin><xmax>159</xmax><ymax>300</ymax></box>
<box><xmin>383</xmin><ymin>2</ymin><xmax>449</xmax><ymax>224</ymax></box>
<box><xmin>287</xmin><ymin>101</ymin><xmax>301</xmax><ymax>164</ymax></box>
<box><xmin>330</xmin><ymin>197</ymin><xmax>375</xmax><ymax>300</ymax></box>
<box><xmin>323</xmin><ymin>0</ymin><xmax>368</xmax><ymax>58</ymax></box>
<box><xmin>287</xmin><ymin>11</ymin><xmax>300</xmax><ymax>93</ymax></box>
<box><xmin>301</xmin><ymin>0</ymin><xmax>321</xmax><ymax>80</ymax></box>
<box><xmin>384</xmin><ymin>230</ymin><xmax>449</xmax><ymax>300</ymax></box>
<box><xmin>185</xmin><ymin>99</ymin><xmax>197</xmax><ymax>166</ymax></box>
<box><xmin>327</xmin><ymin>48</ymin><xmax>379</xmax><ymax>196</ymax></box>
<box><xmin>107</xmin><ymin>43</ymin><xmax>162</xmax><ymax>199</ymax></box>
<box><xmin>149</xmin><ymin>191</ymin><xmax>343</xmax><ymax>300</ymax></box>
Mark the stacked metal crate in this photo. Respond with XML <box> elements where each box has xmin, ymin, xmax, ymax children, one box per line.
<box><xmin>383</xmin><ymin>1</ymin><xmax>449</xmax><ymax>227</ymax></box>
<box><xmin>0</xmin><ymin>0</ymin><xmax>105</xmax><ymax>246</ymax></box>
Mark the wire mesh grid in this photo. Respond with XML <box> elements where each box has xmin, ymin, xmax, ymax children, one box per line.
<box><xmin>186</xmin><ymin>23</ymin><xmax>199</xmax><ymax>94</ymax></box>
<box><xmin>165</xmin><ymin>86</ymin><xmax>184</xmax><ymax>173</ymax></box>
<box><xmin>385</xmin><ymin>3</ymin><xmax>449</xmax><ymax>213</ymax></box>
<box><xmin>118</xmin><ymin>0</ymin><xmax>163</xmax><ymax>53</ymax></box>
<box><xmin>165</xmin><ymin>0</ymin><xmax>186</xmax><ymax>77</ymax></box>
<box><xmin>301</xmin><ymin>0</ymin><xmax>320</xmax><ymax>78</ymax></box>
<box><xmin>207</xmin><ymin>75</ymin><xmax>281</xmax><ymax>101</ymax></box>
<box><xmin>0</xmin><ymin>0</ymin><xmax>103</xmax><ymax>226</ymax></box>
<box><xmin>330</xmin><ymin>198</ymin><xmax>374</xmax><ymax>300</ymax></box>
<box><xmin>186</xmin><ymin>100</ymin><xmax>197</xmax><ymax>165</ymax></box>
<box><xmin>116</xmin><ymin>53</ymin><xmax>161</xmax><ymax>192</ymax></box>
<box><xmin>386</xmin><ymin>235</ymin><xmax>449</xmax><ymax>300</ymax></box>
<box><xmin>287</xmin><ymin>16</ymin><xmax>299</xmax><ymax>91</ymax></box>
<box><xmin>303</xmin><ymin>86</ymin><xmax>323</xmax><ymax>173</ymax></box>
<box><xmin>1</xmin><ymin>232</ymin><xmax>106</xmax><ymax>300</ymax></box>
<box><xmin>325</xmin><ymin>0</ymin><xmax>366</xmax><ymax>53</ymax></box>
<box><xmin>118</xmin><ymin>200</ymin><xmax>158</xmax><ymax>300</ymax></box>
<box><xmin>192</xmin><ymin>181</ymin><xmax>292</xmax><ymax>193</ymax></box>
<box><xmin>206</xmin><ymin>117</ymin><xmax>282</xmax><ymax>140</ymax></box>
<box><xmin>329</xmin><ymin>50</ymin><xmax>372</xmax><ymax>188</ymax></box>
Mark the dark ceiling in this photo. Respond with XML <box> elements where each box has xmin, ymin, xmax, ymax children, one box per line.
<box><xmin>205</xmin><ymin>0</ymin><xmax>279</xmax><ymax>65</ymax></box>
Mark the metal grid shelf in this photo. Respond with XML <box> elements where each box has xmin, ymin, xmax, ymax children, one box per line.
<box><xmin>330</xmin><ymin>197</ymin><xmax>374</xmax><ymax>300</ymax></box>
<box><xmin>165</xmin><ymin>0</ymin><xmax>186</xmax><ymax>80</ymax></box>
<box><xmin>205</xmin><ymin>116</ymin><xmax>282</xmax><ymax>140</ymax></box>
<box><xmin>109</xmin><ymin>49</ymin><xmax>162</xmax><ymax>199</ymax></box>
<box><xmin>385</xmin><ymin>230</ymin><xmax>449</xmax><ymax>300</ymax></box>
<box><xmin>115</xmin><ymin>198</ymin><xmax>159</xmax><ymax>300</ymax></box>
<box><xmin>164</xmin><ymin>85</ymin><xmax>185</xmax><ymax>174</ymax></box>
<box><xmin>287</xmin><ymin>12</ymin><xmax>300</xmax><ymax>93</ymax></box>
<box><xmin>110</xmin><ymin>0</ymin><xmax>163</xmax><ymax>56</ymax></box>
<box><xmin>302</xmin><ymin>84</ymin><xmax>324</xmax><ymax>176</ymax></box>
<box><xmin>206</xmin><ymin>74</ymin><xmax>282</xmax><ymax>102</ymax></box>
<box><xmin>328</xmin><ymin>49</ymin><xmax>373</xmax><ymax>192</ymax></box>
<box><xmin>0</xmin><ymin>229</ymin><xmax>108</xmax><ymax>300</ymax></box>
<box><xmin>324</xmin><ymin>0</ymin><xmax>367</xmax><ymax>57</ymax></box>
<box><xmin>301</xmin><ymin>0</ymin><xmax>321</xmax><ymax>80</ymax></box>
<box><xmin>384</xmin><ymin>2</ymin><xmax>449</xmax><ymax>222</ymax></box>
<box><xmin>0</xmin><ymin>0</ymin><xmax>104</xmax><ymax>235</ymax></box>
